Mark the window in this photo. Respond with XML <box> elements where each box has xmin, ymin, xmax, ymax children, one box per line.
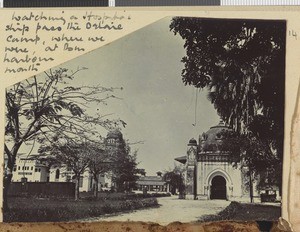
<box><xmin>18</xmin><ymin>166</ymin><xmax>20</xmax><ymax>170</ymax></box>
<box><xmin>31</xmin><ymin>167</ymin><xmax>33</xmax><ymax>171</ymax></box>
<box><xmin>55</xmin><ymin>169</ymin><xmax>60</xmax><ymax>179</ymax></box>
<box><xmin>90</xmin><ymin>177</ymin><xmax>93</xmax><ymax>189</ymax></box>
<box><xmin>35</xmin><ymin>168</ymin><xmax>37</xmax><ymax>172</ymax></box>
<box><xmin>216</xmin><ymin>133</ymin><xmax>222</xmax><ymax>139</ymax></box>
<box><xmin>13</xmin><ymin>166</ymin><xmax>16</xmax><ymax>172</ymax></box>
<box><xmin>107</xmin><ymin>138</ymin><xmax>115</xmax><ymax>144</ymax></box>
<box><xmin>79</xmin><ymin>176</ymin><xmax>84</xmax><ymax>188</ymax></box>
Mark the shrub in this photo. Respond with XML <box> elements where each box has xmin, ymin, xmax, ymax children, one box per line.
<box><xmin>4</xmin><ymin>197</ymin><xmax>159</xmax><ymax>222</ymax></box>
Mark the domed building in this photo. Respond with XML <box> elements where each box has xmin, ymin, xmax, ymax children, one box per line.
<box><xmin>175</xmin><ymin>121</ymin><xmax>260</xmax><ymax>201</ymax></box>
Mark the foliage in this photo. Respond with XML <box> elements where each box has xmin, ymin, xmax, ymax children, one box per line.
<box><xmin>100</xmin><ymin>131</ymin><xmax>141</xmax><ymax>192</ymax></box>
<box><xmin>220</xmin><ymin>130</ymin><xmax>281</xmax><ymax>189</ymax></box>
<box><xmin>112</xmin><ymin>149</ymin><xmax>140</xmax><ymax>192</ymax></box>
<box><xmin>163</xmin><ymin>165</ymin><xmax>185</xmax><ymax>195</ymax></box>
<box><xmin>170</xmin><ymin>17</ymin><xmax>285</xmax><ymax>190</ymax></box>
<box><xmin>4</xmin><ymin>196</ymin><xmax>158</xmax><ymax>222</ymax></box>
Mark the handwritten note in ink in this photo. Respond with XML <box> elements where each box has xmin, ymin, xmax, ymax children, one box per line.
<box><xmin>3</xmin><ymin>11</ymin><xmax>130</xmax><ymax>75</ymax></box>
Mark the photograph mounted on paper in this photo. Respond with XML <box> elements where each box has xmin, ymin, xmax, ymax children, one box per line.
<box><xmin>3</xmin><ymin>16</ymin><xmax>285</xmax><ymax>224</ymax></box>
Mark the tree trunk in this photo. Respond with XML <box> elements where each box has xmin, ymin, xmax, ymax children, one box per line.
<box><xmin>3</xmin><ymin>148</ymin><xmax>17</xmax><ymax>211</ymax></box>
<box><xmin>249</xmin><ymin>170</ymin><xmax>254</xmax><ymax>203</ymax></box>
<box><xmin>3</xmin><ymin>170</ymin><xmax>13</xmax><ymax>211</ymax></box>
<box><xmin>75</xmin><ymin>176</ymin><xmax>80</xmax><ymax>201</ymax></box>
<box><xmin>93</xmin><ymin>175</ymin><xmax>98</xmax><ymax>198</ymax></box>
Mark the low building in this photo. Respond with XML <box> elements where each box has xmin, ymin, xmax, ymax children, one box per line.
<box><xmin>8</xmin><ymin>154</ymin><xmax>49</xmax><ymax>183</ymax></box>
<box><xmin>136</xmin><ymin>172</ymin><xmax>169</xmax><ymax>192</ymax></box>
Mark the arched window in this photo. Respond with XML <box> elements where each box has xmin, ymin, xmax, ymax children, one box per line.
<box><xmin>216</xmin><ymin>133</ymin><xmax>222</xmax><ymax>140</ymax></box>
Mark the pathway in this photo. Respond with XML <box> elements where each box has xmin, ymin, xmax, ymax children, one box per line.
<box><xmin>84</xmin><ymin>196</ymin><xmax>230</xmax><ymax>225</ymax></box>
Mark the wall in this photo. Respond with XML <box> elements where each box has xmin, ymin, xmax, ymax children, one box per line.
<box><xmin>12</xmin><ymin>159</ymin><xmax>49</xmax><ymax>182</ymax></box>
<box><xmin>8</xmin><ymin>182</ymin><xmax>75</xmax><ymax>198</ymax></box>
<box><xmin>196</xmin><ymin>160</ymin><xmax>243</xmax><ymax>199</ymax></box>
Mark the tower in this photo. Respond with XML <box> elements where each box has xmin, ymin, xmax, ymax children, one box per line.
<box><xmin>185</xmin><ymin>138</ymin><xmax>198</xmax><ymax>200</ymax></box>
<box><xmin>105</xmin><ymin>129</ymin><xmax>126</xmax><ymax>191</ymax></box>
<box><xmin>105</xmin><ymin>129</ymin><xmax>125</xmax><ymax>152</ymax></box>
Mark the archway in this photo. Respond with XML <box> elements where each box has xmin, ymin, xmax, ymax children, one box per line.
<box><xmin>210</xmin><ymin>175</ymin><xmax>227</xmax><ymax>200</ymax></box>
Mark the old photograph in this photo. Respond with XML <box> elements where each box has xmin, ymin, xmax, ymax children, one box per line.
<box><xmin>3</xmin><ymin>17</ymin><xmax>285</xmax><ymax>225</ymax></box>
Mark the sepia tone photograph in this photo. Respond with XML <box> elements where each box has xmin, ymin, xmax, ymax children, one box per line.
<box><xmin>3</xmin><ymin>16</ymin><xmax>285</xmax><ymax>226</ymax></box>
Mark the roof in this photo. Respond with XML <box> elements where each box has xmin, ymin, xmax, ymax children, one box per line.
<box><xmin>136</xmin><ymin>180</ymin><xmax>166</xmax><ymax>186</ymax></box>
<box><xmin>136</xmin><ymin>176</ymin><xmax>166</xmax><ymax>186</ymax></box>
<box><xmin>174</xmin><ymin>156</ymin><xmax>187</xmax><ymax>164</ymax></box>
<box><xmin>200</xmin><ymin>121</ymin><xmax>231</xmax><ymax>152</ymax></box>
<box><xmin>107</xmin><ymin>129</ymin><xmax>123</xmax><ymax>139</ymax></box>
<box><xmin>188</xmin><ymin>138</ymin><xmax>197</xmax><ymax>146</ymax></box>
<box><xmin>138</xmin><ymin>176</ymin><xmax>162</xmax><ymax>181</ymax></box>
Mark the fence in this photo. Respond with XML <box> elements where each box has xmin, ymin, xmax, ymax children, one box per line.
<box><xmin>8</xmin><ymin>182</ymin><xmax>75</xmax><ymax>198</ymax></box>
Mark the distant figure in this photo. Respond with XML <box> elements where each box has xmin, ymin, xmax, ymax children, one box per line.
<box><xmin>143</xmin><ymin>186</ymin><xmax>148</xmax><ymax>196</ymax></box>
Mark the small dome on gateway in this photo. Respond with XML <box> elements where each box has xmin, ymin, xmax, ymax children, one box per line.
<box><xmin>107</xmin><ymin>129</ymin><xmax>123</xmax><ymax>139</ymax></box>
<box><xmin>188</xmin><ymin>138</ymin><xmax>197</xmax><ymax>146</ymax></box>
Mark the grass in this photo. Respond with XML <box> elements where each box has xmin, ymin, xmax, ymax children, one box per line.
<box><xmin>199</xmin><ymin>201</ymin><xmax>281</xmax><ymax>222</ymax></box>
<box><xmin>4</xmin><ymin>195</ymin><xmax>159</xmax><ymax>222</ymax></box>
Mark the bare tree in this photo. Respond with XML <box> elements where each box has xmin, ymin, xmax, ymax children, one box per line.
<box><xmin>86</xmin><ymin>143</ymin><xmax>112</xmax><ymax>198</ymax></box>
<box><xmin>4</xmin><ymin>68</ymin><xmax>123</xmax><ymax>207</ymax></box>
<box><xmin>39</xmin><ymin>137</ymin><xmax>91</xmax><ymax>200</ymax></box>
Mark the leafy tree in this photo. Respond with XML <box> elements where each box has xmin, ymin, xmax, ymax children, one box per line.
<box><xmin>112</xmin><ymin>148</ymin><xmax>140</xmax><ymax>192</ymax></box>
<box><xmin>4</xmin><ymin>68</ymin><xmax>122</xmax><ymax>208</ymax></box>
<box><xmin>219</xmin><ymin>130</ymin><xmax>280</xmax><ymax>202</ymax></box>
<box><xmin>170</xmin><ymin>18</ymin><xmax>285</xmax><ymax>193</ymax></box>
<box><xmin>136</xmin><ymin>168</ymin><xmax>146</xmax><ymax>176</ymax></box>
<box><xmin>163</xmin><ymin>164</ymin><xmax>185</xmax><ymax>195</ymax></box>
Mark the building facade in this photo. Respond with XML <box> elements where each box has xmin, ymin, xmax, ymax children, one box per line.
<box><xmin>9</xmin><ymin>129</ymin><xmax>125</xmax><ymax>193</ymax></box>
<box><xmin>175</xmin><ymin>121</ymin><xmax>266</xmax><ymax>202</ymax></box>
<box><xmin>9</xmin><ymin>154</ymin><xmax>49</xmax><ymax>183</ymax></box>
<box><xmin>49</xmin><ymin>129</ymin><xmax>125</xmax><ymax>192</ymax></box>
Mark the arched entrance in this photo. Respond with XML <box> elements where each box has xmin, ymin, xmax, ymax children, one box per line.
<box><xmin>210</xmin><ymin>175</ymin><xmax>227</xmax><ymax>200</ymax></box>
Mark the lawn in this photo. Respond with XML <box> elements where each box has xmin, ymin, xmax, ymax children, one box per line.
<box><xmin>4</xmin><ymin>194</ymin><xmax>159</xmax><ymax>222</ymax></box>
<box><xmin>199</xmin><ymin>201</ymin><xmax>281</xmax><ymax>222</ymax></box>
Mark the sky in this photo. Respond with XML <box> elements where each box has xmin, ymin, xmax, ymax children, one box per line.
<box><xmin>20</xmin><ymin>17</ymin><xmax>220</xmax><ymax>176</ymax></box>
